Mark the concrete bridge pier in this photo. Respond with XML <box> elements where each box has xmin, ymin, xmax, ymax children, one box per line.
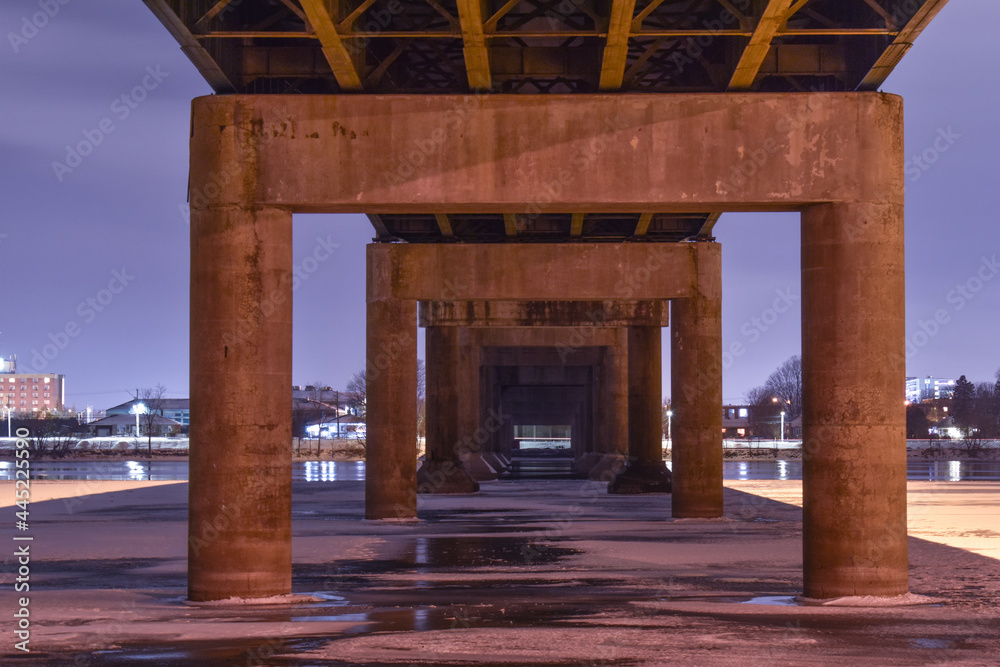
<box><xmin>801</xmin><ymin>202</ymin><xmax>907</xmax><ymax>598</ymax></box>
<box><xmin>188</xmin><ymin>205</ymin><xmax>293</xmax><ymax>601</ymax></box>
<box><xmin>364</xmin><ymin>296</ymin><xmax>419</xmax><ymax>519</ymax></box>
<box><xmin>417</xmin><ymin>326</ymin><xmax>480</xmax><ymax>493</ymax></box>
<box><xmin>670</xmin><ymin>284</ymin><xmax>724</xmax><ymax>517</ymax></box>
<box><xmin>608</xmin><ymin>324</ymin><xmax>671</xmax><ymax>493</ymax></box>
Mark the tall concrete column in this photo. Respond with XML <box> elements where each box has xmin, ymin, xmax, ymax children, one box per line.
<box><xmin>801</xmin><ymin>202</ymin><xmax>907</xmax><ymax>598</ymax></box>
<box><xmin>670</xmin><ymin>277</ymin><xmax>723</xmax><ymax>517</ymax></box>
<box><xmin>189</xmin><ymin>205</ymin><xmax>293</xmax><ymax>601</ymax></box>
<box><xmin>365</xmin><ymin>289</ymin><xmax>418</xmax><ymax>519</ymax></box>
<box><xmin>608</xmin><ymin>326</ymin><xmax>671</xmax><ymax>493</ymax></box>
<box><xmin>417</xmin><ymin>326</ymin><xmax>479</xmax><ymax>493</ymax></box>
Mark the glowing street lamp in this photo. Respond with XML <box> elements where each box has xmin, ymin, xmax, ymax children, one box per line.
<box><xmin>131</xmin><ymin>402</ymin><xmax>147</xmax><ymax>436</ymax></box>
<box><xmin>666</xmin><ymin>410</ymin><xmax>673</xmax><ymax>442</ymax></box>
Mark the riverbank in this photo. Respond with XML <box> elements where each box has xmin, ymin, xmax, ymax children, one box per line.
<box><xmin>10</xmin><ymin>446</ymin><xmax>999</xmax><ymax>463</ymax></box>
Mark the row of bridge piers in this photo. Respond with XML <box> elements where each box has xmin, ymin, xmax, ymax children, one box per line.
<box><xmin>186</xmin><ymin>92</ymin><xmax>908</xmax><ymax>605</ymax></box>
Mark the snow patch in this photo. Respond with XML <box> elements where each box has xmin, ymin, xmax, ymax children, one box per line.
<box><xmin>186</xmin><ymin>593</ymin><xmax>324</xmax><ymax>607</ymax></box>
<box><xmin>798</xmin><ymin>593</ymin><xmax>943</xmax><ymax>607</ymax></box>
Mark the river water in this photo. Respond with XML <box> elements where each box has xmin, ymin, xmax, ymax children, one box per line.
<box><xmin>3</xmin><ymin>459</ymin><xmax>999</xmax><ymax>482</ymax></box>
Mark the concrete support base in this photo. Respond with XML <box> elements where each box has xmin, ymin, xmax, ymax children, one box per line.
<box><xmin>461</xmin><ymin>451</ymin><xmax>499</xmax><ymax>481</ymax></box>
<box><xmin>607</xmin><ymin>460</ymin><xmax>672</xmax><ymax>494</ymax></box>
<box><xmin>481</xmin><ymin>451</ymin><xmax>508</xmax><ymax>473</ymax></box>
<box><xmin>417</xmin><ymin>459</ymin><xmax>479</xmax><ymax>494</ymax></box>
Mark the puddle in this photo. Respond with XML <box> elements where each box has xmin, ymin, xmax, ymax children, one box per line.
<box><xmin>326</xmin><ymin>536</ymin><xmax>579</xmax><ymax>576</ymax></box>
<box><xmin>82</xmin><ymin>637</ymin><xmax>326</xmax><ymax>665</ymax></box>
<box><xmin>740</xmin><ymin>595</ymin><xmax>799</xmax><ymax>606</ymax></box>
<box><xmin>909</xmin><ymin>638</ymin><xmax>954</xmax><ymax>649</ymax></box>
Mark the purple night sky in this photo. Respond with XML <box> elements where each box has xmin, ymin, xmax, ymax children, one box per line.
<box><xmin>1</xmin><ymin>1</ymin><xmax>997</xmax><ymax>412</ymax></box>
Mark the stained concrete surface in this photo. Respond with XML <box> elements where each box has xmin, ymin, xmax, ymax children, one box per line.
<box><xmin>1</xmin><ymin>478</ymin><xmax>998</xmax><ymax>665</ymax></box>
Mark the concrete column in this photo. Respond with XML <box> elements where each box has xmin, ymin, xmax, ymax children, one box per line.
<box><xmin>418</xmin><ymin>326</ymin><xmax>480</xmax><ymax>493</ymax></box>
<box><xmin>670</xmin><ymin>289</ymin><xmax>723</xmax><ymax>517</ymax></box>
<box><xmin>801</xmin><ymin>202</ymin><xmax>907</xmax><ymax>599</ymax></box>
<box><xmin>609</xmin><ymin>326</ymin><xmax>671</xmax><ymax>493</ymax></box>
<box><xmin>588</xmin><ymin>332</ymin><xmax>628</xmax><ymax>481</ymax></box>
<box><xmin>365</xmin><ymin>287</ymin><xmax>418</xmax><ymax>519</ymax></box>
<box><xmin>189</xmin><ymin>205</ymin><xmax>292</xmax><ymax>601</ymax></box>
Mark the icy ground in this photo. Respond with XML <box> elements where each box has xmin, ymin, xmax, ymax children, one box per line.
<box><xmin>1</xmin><ymin>478</ymin><xmax>998</xmax><ymax>665</ymax></box>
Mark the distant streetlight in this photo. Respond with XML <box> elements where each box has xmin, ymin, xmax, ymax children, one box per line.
<box><xmin>131</xmin><ymin>402</ymin><xmax>147</xmax><ymax>437</ymax></box>
<box><xmin>666</xmin><ymin>410</ymin><xmax>673</xmax><ymax>442</ymax></box>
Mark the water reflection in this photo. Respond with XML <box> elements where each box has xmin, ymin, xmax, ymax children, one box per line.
<box><xmin>300</xmin><ymin>461</ymin><xmax>365</xmax><ymax>482</ymax></box>
<box><xmin>1</xmin><ymin>459</ymin><xmax>998</xmax><ymax>482</ymax></box>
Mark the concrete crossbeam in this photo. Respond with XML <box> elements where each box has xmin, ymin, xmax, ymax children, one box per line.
<box><xmin>190</xmin><ymin>93</ymin><xmax>902</xmax><ymax>212</ymax></box>
<box><xmin>419</xmin><ymin>300</ymin><xmax>668</xmax><ymax>327</ymax></box>
<box><xmin>369</xmin><ymin>243</ymin><xmax>714</xmax><ymax>302</ymax></box>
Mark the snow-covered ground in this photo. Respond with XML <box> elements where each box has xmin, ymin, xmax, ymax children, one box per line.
<box><xmin>0</xmin><ymin>477</ymin><xmax>997</xmax><ymax>664</ymax></box>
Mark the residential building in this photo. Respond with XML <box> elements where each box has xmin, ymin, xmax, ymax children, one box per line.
<box><xmin>106</xmin><ymin>398</ymin><xmax>190</xmax><ymax>427</ymax></box>
<box><xmin>87</xmin><ymin>413</ymin><xmax>183</xmax><ymax>437</ymax></box>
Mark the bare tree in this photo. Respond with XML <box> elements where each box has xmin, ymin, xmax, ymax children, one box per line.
<box><xmin>763</xmin><ymin>355</ymin><xmax>802</xmax><ymax>420</ymax></box>
<box><xmin>973</xmin><ymin>381</ymin><xmax>1000</xmax><ymax>439</ymax></box>
<box><xmin>745</xmin><ymin>385</ymin><xmax>778</xmax><ymax>441</ymax></box>
<box><xmin>348</xmin><ymin>360</ymin><xmax>426</xmax><ymax>437</ymax></box>
<box><xmin>135</xmin><ymin>384</ymin><xmax>167</xmax><ymax>457</ymax></box>
<box><xmin>416</xmin><ymin>359</ymin><xmax>426</xmax><ymax>439</ymax></box>
<box><xmin>345</xmin><ymin>370</ymin><xmax>366</xmax><ymax>420</ymax></box>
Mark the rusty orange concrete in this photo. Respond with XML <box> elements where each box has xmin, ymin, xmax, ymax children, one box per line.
<box><xmin>190</xmin><ymin>94</ymin><xmax>902</xmax><ymax>212</ymax></box>
<box><xmin>190</xmin><ymin>91</ymin><xmax>907</xmax><ymax>600</ymax></box>
<box><xmin>188</xmin><ymin>203</ymin><xmax>293</xmax><ymax>601</ymax></box>
<box><xmin>801</xmin><ymin>202</ymin><xmax>907</xmax><ymax>598</ymax></box>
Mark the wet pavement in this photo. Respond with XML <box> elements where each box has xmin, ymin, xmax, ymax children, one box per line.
<box><xmin>5</xmin><ymin>458</ymin><xmax>1000</xmax><ymax>482</ymax></box>
<box><xmin>2</xmin><ymin>479</ymin><xmax>999</xmax><ymax>665</ymax></box>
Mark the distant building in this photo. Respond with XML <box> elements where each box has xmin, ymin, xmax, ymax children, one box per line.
<box><xmin>0</xmin><ymin>371</ymin><xmax>66</xmax><ymax>414</ymax></box>
<box><xmin>905</xmin><ymin>377</ymin><xmax>956</xmax><ymax>403</ymax></box>
<box><xmin>292</xmin><ymin>385</ymin><xmax>354</xmax><ymax>437</ymax></box>
<box><xmin>722</xmin><ymin>404</ymin><xmax>751</xmax><ymax>438</ymax></box>
<box><xmin>87</xmin><ymin>413</ymin><xmax>183</xmax><ymax>437</ymax></box>
<box><xmin>722</xmin><ymin>403</ymin><xmax>802</xmax><ymax>439</ymax></box>
<box><xmin>106</xmin><ymin>398</ymin><xmax>189</xmax><ymax>427</ymax></box>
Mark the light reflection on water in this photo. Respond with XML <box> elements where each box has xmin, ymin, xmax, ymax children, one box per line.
<box><xmin>722</xmin><ymin>460</ymin><xmax>1000</xmax><ymax>481</ymax></box>
<box><xmin>0</xmin><ymin>459</ymin><xmax>997</xmax><ymax>482</ymax></box>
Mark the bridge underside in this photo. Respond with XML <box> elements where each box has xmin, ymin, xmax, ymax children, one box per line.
<box><xmin>145</xmin><ymin>0</ymin><xmax>946</xmax><ymax>96</ymax></box>
<box><xmin>187</xmin><ymin>92</ymin><xmax>905</xmax><ymax>606</ymax></box>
